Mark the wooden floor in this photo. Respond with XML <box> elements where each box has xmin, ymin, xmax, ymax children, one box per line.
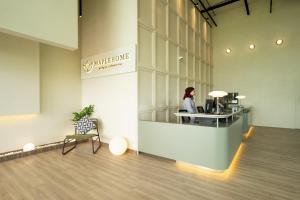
<box><xmin>0</xmin><ymin>126</ymin><xmax>299</xmax><ymax>200</ymax></box>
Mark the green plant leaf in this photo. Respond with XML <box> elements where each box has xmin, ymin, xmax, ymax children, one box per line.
<box><xmin>72</xmin><ymin>105</ymin><xmax>95</xmax><ymax>121</ymax></box>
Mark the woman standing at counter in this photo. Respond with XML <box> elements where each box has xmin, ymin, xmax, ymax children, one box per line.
<box><xmin>183</xmin><ymin>87</ymin><xmax>197</xmax><ymax>113</ymax></box>
<box><xmin>183</xmin><ymin>87</ymin><xmax>197</xmax><ymax>123</ymax></box>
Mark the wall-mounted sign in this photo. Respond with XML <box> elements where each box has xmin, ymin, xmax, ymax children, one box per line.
<box><xmin>81</xmin><ymin>45</ymin><xmax>136</xmax><ymax>79</ymax></box>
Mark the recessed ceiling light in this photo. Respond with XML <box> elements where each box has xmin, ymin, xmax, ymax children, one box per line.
<box><xmin>249</xmin><ymin>44</ymin><xmax>255</xmax><ymax>49</ymax></box>
<box><xmin>226</xmin><ymin>48</ymin><xmax>231</xmax><ymax>54</ymax></box>
<box><xmin>276</xmin><ymin>39</ymin><xmax>283</xmax><ymax>45</ymax></box>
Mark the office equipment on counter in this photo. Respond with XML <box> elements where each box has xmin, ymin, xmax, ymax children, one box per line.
<box><xmin>224</xmin><ymin>92</ymin><xmax>239</xmax><ymax>109</ymax></box>
<box><xmin>205</xmin><ymin>99</ymin><xmax>214</xmax><ymax>113</ymax></box>
<box><xmin>208</xmin><ymin>91</ymin><xmax>228</xmax><ymax>114</ymax></box>
<box><xmin>197</xmin><ymin>106</ymin><xmax>205</xmax><ymax>113</ymax></box>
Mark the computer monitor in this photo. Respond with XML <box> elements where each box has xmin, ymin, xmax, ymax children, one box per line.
<box><xmin>205</xmin><ymin>99</ymin><xmax>214</xmax><ymax>113</ymax></box>
<box><xmin>197</xmin><ymin>106</ymin><xmax>205</xmax><ymax>113</ymax></box>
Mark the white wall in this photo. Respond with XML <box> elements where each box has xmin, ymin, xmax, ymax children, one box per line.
<box><xmin>0</xmin><ymin>40</ymin><xmax>81</xmax><ymax>153</ymax></box>
<box><xmin>0</xmin><ymin>32</ymin><xmax>39</xmax><ymax>115</ymax></box>
<box><xmin>212</xmin><ymin>0</ymin><xmax>300</xmax><ymax>129</ymax></box>
<box><xmin>138</xmin><ymin>0</ymin><xmax>212</xmax><ymax>123</ymax></box>
<box><xmin>81</xmin><ymin>0</ymin><xmax>138</xmax><ymax>150</ymax></box>
<box><xmin>0</xmin><ymin>0</ymin><xmax>78</xmax><ymax>50</ymax></box>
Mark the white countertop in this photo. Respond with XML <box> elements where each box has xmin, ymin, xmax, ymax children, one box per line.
<box><xmin>174</xmin><ymin>110</ymin><xmax>242</xmax><ymax>119</ymax></box>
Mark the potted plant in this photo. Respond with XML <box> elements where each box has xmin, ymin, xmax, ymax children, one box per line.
<box><xmin>72</xmin><ymin>105</ymin><xmax>95</xmax><ymax>122</ymax></box>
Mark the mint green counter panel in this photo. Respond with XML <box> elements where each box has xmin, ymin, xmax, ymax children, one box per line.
<box><xmin>242</xmin><ymin>109</ymin><xmax>251</xmax><ymax>133</ymax></box>
<box><xmin>138</xmin><ymin>117</ymin><xmax>243</xmax><ymax>171</ymax></box>
<box><xmin>242</xmin><ymin>112</ymin><xmax>249</xmax><ymax>133</ymax></box>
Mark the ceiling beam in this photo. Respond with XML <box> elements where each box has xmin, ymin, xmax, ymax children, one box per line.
<box><xmin>200</xmin><ymin>0</ymin><xmax>240</xmax><ymax>13</ymax></box>
<box><xmin>198</xmin><ymin>0</ymin><xmax>218</xmax><ymax>27</ymax></box>
<box><xmin>244</xmin><ymin>0</ymin><xmax>250</xmax><ymax>15</ymax></box>
<box><xmin>204</xmin><ymin>0</ymin><xmax>216</xmax><ymax>16</ymax></box>
<box><xmin>270</xmin><ymin>0</ymin><xmax>273</xmax><ymax>13</ymax></box>
<box><xmin>190</xmin><ymin>0</ymin><xmax>212</xmax><ymax>27</ymax></box>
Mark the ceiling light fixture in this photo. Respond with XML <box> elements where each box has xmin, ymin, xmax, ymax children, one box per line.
<box><xmin>276</xmin><ymin>39</ymin><xmax>283</xmax><ymax>45</ymax></box>
<box><xmin>79</xmin><ymin>0</ymin><xmax>82</xmax><ymax>18</ymax></box>
<box><xmin>226</xmin><ymin>48</ymin><xmax>231</xmax><ymax>54</ymax></box>
<box><xmin>249</xmin><ymin>44</ymin><xmax>255</xmax><ymax>49</ymax></box>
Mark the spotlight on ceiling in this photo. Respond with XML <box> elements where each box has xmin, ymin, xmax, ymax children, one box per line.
<box><xmin>79</xmin><ymin>0</ymin><xmax>82</xmax><ymax>18</ymax></box>
<box><xmin>276</xmin><ymin>39</ymin><xmax>283</xmax><ymax>45</ymax></box>
<box><xmin>226</xmin><ymin>48</ymin><xmax>231</xmax><ymax>54</ymax></box>
<box><xmin>249</xmin><ymin>44</ymin><xmax>255</xmax><ymax>49</ymax></box>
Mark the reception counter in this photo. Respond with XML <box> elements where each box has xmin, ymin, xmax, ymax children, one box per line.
<box><xmin>174</xmin><ymin>110</ymin><xmax>242</xmax><ymax>127</ymax></box>
<box><xmin>138</xmin><ymin>111</ymin><xmax>250</xmax><ymax>171</ymax></box>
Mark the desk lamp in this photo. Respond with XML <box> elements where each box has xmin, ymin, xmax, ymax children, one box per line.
<box><xmin>208</xmin><ymin>91</ymin><xmax>228</xmax><ymax>114</ymax></box>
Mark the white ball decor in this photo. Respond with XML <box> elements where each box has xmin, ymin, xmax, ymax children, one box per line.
<box><xmin>109</xmin><ymin>137</ymin><xmax>128</xmax><ymax>155</ymax></box>
<box><xmin>23</xmin><ymin>143</ymin><xmax>35</xmax><ymax>152</ymax></box>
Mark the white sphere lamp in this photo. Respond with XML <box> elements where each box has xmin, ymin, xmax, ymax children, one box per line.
<box><xmin>23</xmin><ymin>143</ymin><xmax>35</xmax><ymax>152</ymax></box>
<box><xmin>109</xmin><ymin>137</ymin><xmax>128</xmax><ymax>156</ymax></box>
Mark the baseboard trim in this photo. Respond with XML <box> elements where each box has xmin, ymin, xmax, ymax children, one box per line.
<box><xmin>0</xmin><ymin>139</ymin><xmax>88</xmax><ymax>163</ymax></box>
<box><xmin>0</xmin><ymin>139</ymin><xmax>138</xmax><ymax>163</ymax></box>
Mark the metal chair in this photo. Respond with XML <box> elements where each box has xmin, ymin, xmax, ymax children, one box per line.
<box><xmin>179</xmin><ymin>109</ymin><xmax>190</xmax><ymax>123</ymax></box>
<box><xmin>62</xmin><ymin>118</ymin><xmax>101</xmax><ymax>155</ymax></box>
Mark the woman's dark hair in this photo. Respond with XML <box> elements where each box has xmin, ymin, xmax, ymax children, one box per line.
<box><xmin>183</xmin><ymin>87</ymin><xmax>195</xmax><ymax>100</ymax></box>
